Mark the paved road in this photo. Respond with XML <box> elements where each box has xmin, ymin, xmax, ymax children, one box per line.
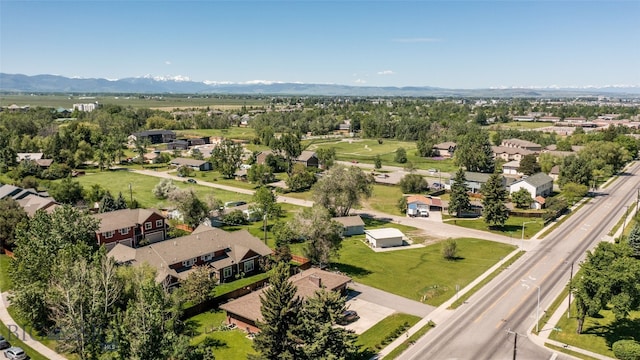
<box><xmin>349</xmin><ymin>282</ymin><xmax>435</xmax><ymax>318</ymax></box>
<box><xmin>399</xmin><ymin>161</ymin><xmax>640</xmax><ymax>360</ymax></box>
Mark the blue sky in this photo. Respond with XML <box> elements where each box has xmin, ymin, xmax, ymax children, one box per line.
<box><xmin>1</xmin><ymin>1</ymin><xmax>639</xmax><ymax>88</ymax></box>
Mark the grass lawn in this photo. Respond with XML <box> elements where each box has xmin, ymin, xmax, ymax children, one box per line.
<box><xmin>70</xmin><ymin>170</ymin><xmax>251</xmax><ymax>209</ymax></box>
<box><xmin>363</xmin><ymin>185</ymin><xmax>404</xmax><ymax>216</ymax></box>
<box><xmin>442</xmin><ymin>215</ymin><xmax>545</xmax><ymax>239</ymax></box>
<box><xmin>304</xmin><ymin>138</ymin><xmax>457</xmax><ymax>172</ymax></box>
<box><xmin>549</xmin><ymin>303</ymin><xmax>640</xmax><ymax>358</ymax></box>
<box><xmin>186</xmin><ymin>309</ymin><xmax>257</xmax><ymax>360</ymax></box>
<box><xmin>332</xmin><ymin>238</ymin><xmax>516</xmax><ymax>306</ymax></box>
<box><xmin>382</xmin><ymin>321</ymin><xmax>435</xmax><ymax>360</ymax></box>
<box><xmin>0</xmin><ymin>255</ymin><xmax>13</xmax><ymax>292</ymax></box>
<box><xmin>176</xmin><ymin>127</ymin><xmax>257</xmax><ymax>141</ymax></box>
<box><xmin>356</xmin><ymin>313</ymin><xmax>420</xmax><ymax>353</ymax></box>
<box><xmin>545</xmin><ymin>344</ymin><xmax>600</xmax><ymax>360</ymax></box>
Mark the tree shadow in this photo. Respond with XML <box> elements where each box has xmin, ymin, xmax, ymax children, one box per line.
<box><xmin>582</xmin><ymin>317</ymin><xmax>640</xmax><ymax>348</ymax></box>
<box><xmin>331</xmin><ymin>262</ymin><xmax>373</xmax><ymax>277</ymax></box>
<box><xmin>201</xmin><ymin>337</ymin><xmax>229</xmax><ymax>349</ymax></box>
<box><xmin>182</xmin><ymin>318</ymin><xmax>202</xmax><ymax>337</ymax></box>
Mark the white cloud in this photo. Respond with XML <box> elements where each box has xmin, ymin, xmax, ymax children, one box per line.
<box><xmin>165</xmin><ymin>61</ymin><xmax>172</xmax><ymax>65</ymax></box>
<box><xmin>393</xmin><ymin>38</ymin><xmax>442</xmax><ymax>43</ymax></box>
<box><xmin>377</xmin><ymin>70</ymin><xmax>395</xmax><ymax>76</ymax></box>
<box><xmin>354</xmin><ymin>79</ymin><xmax>366</xmax><ymax>84</ymax></box>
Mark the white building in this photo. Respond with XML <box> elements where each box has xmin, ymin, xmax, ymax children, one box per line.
<box><xmin>365</xmin><ymin>228</ymin><xmax>405</xmax><ymax>248</ymax></box>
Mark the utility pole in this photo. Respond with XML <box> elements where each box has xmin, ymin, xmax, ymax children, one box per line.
<box><xmin>263</xmin><ymin>213</ymin><xmax>267</xmax><ymax>243</ymax></box>
<box><xmin>536</xmin><ymin>285</ymin><xmax>541</xmax><ymax>333</ymax></box>
<box><xmin>129</xmin><ymin>183</ymin><xmax>133</xmax><ymax>204</ymax></box>
<box><xmin>567</xmin><ymin>261</ymin><xmax>574</xmax><ymax>319</ymax></box>
<box><xmin>507</xmin><ymin>329</ymin><xmax>518</xmax><ymax>360</ymax></box>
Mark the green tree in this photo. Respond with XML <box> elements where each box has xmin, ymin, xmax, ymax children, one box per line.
<box><xmin>313</xmin><ymin>165</ymin><xmax>373</xmax><ymax>217</ymax></box>
<box><xmin>448</xmin><ymin>168</ymin><xmax>472</xmax><ymax>217</ymax></box>
<box><xmin>115</xmin><ymin>192</ymin><xmax>128</xmax><ymax>210</ymax></box>
<box><xmin>558</xmin><ymin>155</ymin><xmax>592</xmax><ymax>187</ymax></box>
<box><xmin>374</xmin><ymin>155</ymin><xmax>382</xmax><ymax>169</ymax></box>
<box><xmin>517</xmin><ymin>154</ymin><xmax>541</xmax><ymax>176</ymax></box>
<box><xmin>0</xmin><ymin>198</ymin><xmax>28</xmax><ymax>251</ymax></box>
<box><xmin>612</xmin><ymin>340</ymin><xmax>640</xmax><ymax>360</ymax></box>
<box><xmin>222</xmin><ymin>209</ymin><xmax>247</xmax><ymax>226</ymax></box>
<box><xmin>252</xmin><ymin>186</ymin><xmax>281</xmax><ymax>220</ymax></box>
<box><xmin>399</xmin><ymin>173</ymin><xmax>429</xmax><ymax>193</ymax></box>
<box><xmin>273</xmin><ymin>133</ymin><xmax>302</xmax><ymax>175</ymax></box>
<box><xmin>561</xmin><ymin>182</ymin><xmax>588</xmax><ymax>205</ymax></box>
<box><xmin>152</xmin><ymin>178</ymin><xmax>178</xmax><ymax>199</ymax></box>
<box><xmin>285</xmin><ymin>163</ymin><xmax>317</xmax><ymax>192</ymax></box>
<box><xmin>441</xmin><ymin>239</ymin><xmax>458</xmax><ymax>260</ymax></box>
<box><xmin>253</xmin><ymin>262</ymin><xmax>302</xmax><ymax>360</ymax></box>
<box><xmin>50</xmin><ymin>176</ymin><xmax>84</xmax><ymax>204</ymax></box>
<box><xmin>538</xmin><ymin>152</ymin><xmax>560</xmax><ymax>174</ymax></box>
<box><xmin>247</xmin><ymin>163</ymin><xmax>275</xmax><ymax>185</ymax></box>
<box><xmin>169</xmin><ymin>189</ymin><xmax>210</xmax><ymax>229</ymax></box>
<box><xmin>295</xmin><ymin>206</ymin><xmax>344</xmax><ymax>267</ymax></box>
<box><xmin>481</xmin><ymin>173</ymin><xmax>509</xmax><ymax>228</ymax></box>
<box><xmin>511</xmin><ymin>188</ymin><xmax>533</xmax><ymax>209</ymax></box>
<box><xmin>627</xmin><ymin>224</ymin><xmax>640</xmax><ymax>258</ymax></box>
<box><xmin>316</xmin><ymin>147</ymin><xmax>337</xmax><ymax>169</ymax></box>
<box><xmin>98</xmin><ymin>191</ymin><xmax>117</xmax><ymax>213</ymax></box>
<box><xmin>394</xmin><ymin>147</ymin><xmax>407</xmax><ymax>164</ymax></box>
<box><xmin>178</xmin><ymin>265</ymin><xmax>216</xmax><ymax>305</ymax></box>
<box><xmin>210</xmin><ymin>139</ymin><xmax>243</xmax><ymax>178</ymax></box>
<box><xmin>454</xmin><ymin>129</ymin><xmax>494</xmax><ymax>173</ymax></box>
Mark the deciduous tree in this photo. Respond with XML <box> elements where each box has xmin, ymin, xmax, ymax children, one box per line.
<box><xmin>295</xmin><ymin>206</ymin><xmax>344</xmax><ymax>267</ymax></box>
<box><xmin>399</xmin><ymin>173</ymin><xmax>429</xmax><ymax>193</ymax></box>
<box><xmin>518</xmin><ymin>154</ymin><xmax>541</xmax><ymax>176</ymax></box>
<box><xmin>511</xmin><ymin>188</ymin><xmax>533</xmax><ymax>209</ymax></box>
<box><xmin>313</xmin><ymin>165</ymin><xmax>373</xmax><ymax>217</ymax></box>
<box><xmin>210</xmin><ymin>139</ymin><xmax>243</xmax><ymax>178</ymax></box>
<box><xmin>0</xmin><ymin>198</ymin><xmax>28</xmax><ymax>251</ymax></box>
<box><xmin>454</xmin><ymin>129</ymin><xmax>494</xmax><ymax>173</ymax></box>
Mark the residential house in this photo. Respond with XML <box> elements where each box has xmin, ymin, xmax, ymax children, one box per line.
<box><xmin>549</xmin><ymin>165</ymin><xmax>560</xmax><ymax>181</ymax></box>
<box><xmin>502</xmin><ymin>160</ymin><xmax>521</xmax><ymax>176</ymax></box>
<box><xmin>166</xmin><ymin>140</ymin><xmax>189</xmax><ymax>151</ymax></box>
<box><xmin>143</xmin><ymin>151</ymin><xmax>163</xmax><ymax>164</ymax></box>
<box><xmin>333</xmin><ymin>215</ymin><xmax>365</xmax><ymax>236</ymax></box>
<box><xmin>130</xmin><ymin>130</ymin><xmax>177</xmax><ymax>145</ymax></box>
<box><xmin>16</xmin><ymin>194</ymin><xmax>58</xmax><ymax>217</ymax></box>
<box><xmin>93</xmin><ymin>208</ymin><xmax>167</xmax><ymax>250</ymax></box>
<box><xmin>509</xmin><ymin>172</ymin><xmax>554</xmax><ymax>201</ymax></box>
<box><xmin>108</xmin><ymin>225</ymin><xmax>272</xmax><ymax>287</ymax></box>
<box><xmin>365</xmin><ymin>228</ymin><xmax>405</xmax><ymax>248</ymax></box>
<box><xmin>296</xmin><ymin>151</ymin><xmax>319</xmax><ymax>168</ymax></box>
<box><xmin>16</xmin><ymin>153</ymin><xmax>44</xmax><ymax>162</ymax></box>
<box><xmin>170</xmin><ymin>157</ymin><xmax>212</xmax><ymax>171</ymax></box>
<box><xmin>500</xmin><ymin>139</ymin><xmax>542</xmax><ymax>152</ymax></box>
<box><xmin>0</xmin><ymin>184</ymin><xmax>38</xmax><ymax>201</ymax></box>
<box><xmin>220</xmin><ymin>268</ymin><xmax>351</xmax><ymax>333</ymax></box>
<box><xmin>255</xmin><ymin>150</ymin><xmax>274</xmax><ymax>165</ymax></box>
<box><xmin>492</xmin><ymin>146</ymin><xmax>536</xmax><ymax>162</ymax></box>
<box><xmin>449</xmin><ymin>171</ymin><xmax>510</xmax><ymax>194</ymax></box>
<box><xmin>432</xmin><ymin>142</ymin><xmax>457</xmax><ymax>158</ymax></box>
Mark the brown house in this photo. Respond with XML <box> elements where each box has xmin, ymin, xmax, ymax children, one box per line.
<box><xmin>108</xmin><ymin>225</ymin><xmax>272</xmax><ymax>286</ymax></box>
<box><xmin>296</xmin><ymin>150</ymin><xmax>319</xmax><ymax>168</ymax></box>
<box><xmin>220</xmin><ymin>268</ymin><xmax>351</xmax><ymax>333</ymax></box>
<box><xmin>93</xmin><ymin>208</ymin><xmax>166</xmax><ymax>250</ymax></box>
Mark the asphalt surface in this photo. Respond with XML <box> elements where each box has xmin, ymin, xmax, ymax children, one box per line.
<box><xmin>399</xmin><ymin>161</ymin><xmax>640</xmax><ymax>360</ymax></box>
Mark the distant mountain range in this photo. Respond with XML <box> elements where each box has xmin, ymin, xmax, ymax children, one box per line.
<box><xmin>1</xmin><ymin>73</ymin><xmax>639</xmax><ymax>97</ymax></box>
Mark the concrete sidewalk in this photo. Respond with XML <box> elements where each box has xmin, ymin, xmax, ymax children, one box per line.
<box><xmin>0</xmin><ymin>291</ymin><xmax>67</xmax><ymax>360</ymax></box>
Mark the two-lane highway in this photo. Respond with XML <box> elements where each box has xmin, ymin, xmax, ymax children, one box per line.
<box><xmin>400</xmin><ymin>162</ymin><xmax>640</xmax><ymax>360</ymax></box>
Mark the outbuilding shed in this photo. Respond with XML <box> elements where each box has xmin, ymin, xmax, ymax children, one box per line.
<box><xmin>365</xmin><ymin>228</ymin><xmax>405</xmax><ymax>248</ymax></box>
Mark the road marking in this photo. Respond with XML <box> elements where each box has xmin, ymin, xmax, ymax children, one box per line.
<box><xmin>549</xmin><ymin>353</ymin><xmax>558</xmax><ymax>360</ymax></box>
<box><xmin>475</xmin><ymin>269</ymin><xmax>534</xmax><ymax>324</ymax></box>
<box><xmin>528</xmin><ymin>275</ymin><xmax>536</xmax><ymax>281</ymax></box>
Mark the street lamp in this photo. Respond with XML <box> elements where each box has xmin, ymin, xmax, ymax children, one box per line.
<box><xmin>129</xmin><ymin>183</ymin><xmax>133</xmax><ymax>203</ymax></box>
<box><xmin>622</xmin><ymin>205</ymin><xmax>630</xmax><ymax>234</ymax></box>
<box><xmin>521</xmin><ymin>220</ymin><xmax>537</xmax><ymax>241</ymax></box>
<box><xmin>536</xmin><ymin>285</ymin><xmax>541</xmax><ymax>333</ymax></box>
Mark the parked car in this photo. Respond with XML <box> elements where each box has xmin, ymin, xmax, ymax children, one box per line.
<box><xmin>187</xmin><ymin>178</ymin><xmax>197</xmax><ymax>184</ymax></box>
<box><xmin>338</xmin><ymin>310</ymin><xmax>359</xmax><ymax>325</ymax></box>
<box><xmin>4</xmin><ymin>347</ymin><xmax>27</xmax><ymax>360</ymax></box>
<box><xmin>0</xmin><ymin>335</ymin><xmax>9</xmax><ymax>350</ymax></box>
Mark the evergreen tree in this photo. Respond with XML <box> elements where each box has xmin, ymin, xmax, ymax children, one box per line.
<box><xmin>253</xmin><ymin>263</ymin><xmax>302</xmax><ymax>360</ymax></box>
<box><xmin>115</xmin><ymin>192</ymin><xmax>128</xmax><ymax>210</ymax></box>
<box><xmin>448</xmin><ymin>168</ymin><xmax>472</xmax><ymax>217</ymax></box>
<box><xmin>98</xmin><ymin>191</ymin><xmax>116</xmax><ymax>213</ymax></box>
<box><xmin>628</xmin><ymin>224</ymin><xmax>640</xmax><ymax>258</ymax></box>
<box><xmin>374</xmin><ymin>155</ymin><xmax>382</xmax><ymax>169</ymax></box>
<box><xmin>481</xmin><ymin>173</ymin><xmax>509</xmax><ymax>228</ymax></box>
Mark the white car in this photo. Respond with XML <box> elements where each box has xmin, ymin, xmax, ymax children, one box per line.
<box><xmin>4</xmin><ymin>347</ymin><xmax>27</xmax><ymax>360</ymax></box>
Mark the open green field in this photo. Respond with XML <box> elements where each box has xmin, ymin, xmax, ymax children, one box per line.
<box><xmin>332</xmin><ymin>237</ymin><xmax>516</xmax><ymax>306</ymax></box>
<box><xmin>70</xmin><ymin>170</ymin><xmax>251</xmax><ymax>209</ymax></box>
<box><xmin>0</xmin><ymin>94</ymin><xmax>268</xmax><ymax>109</ymax></box>
<box><xmin>550</xmin><ymin>303</ymin><xmax>640</xmax><ymax>358</ymax></box>
<box><xmin>442</xmin><ymin>215</ymin><xmax>545</xmax><ymax>239</ymax></box>
<box><xmin>356</xmin><ymin>313</ymin><xmax>420</xmax><ymax>354</ymax></box>
<box><xmin>0</xmin><ymin>255</ymin><xmax>13</xmax><ymax>292</ymax></box>
<box><xmin>487</xmin><ymin>121</ymin><xmax>555</xmax><ymax>130</ymax></box>
<box><xmin>304</xmin><ymin>138</ymin><xmax>457</xmax><ymax>172</ymax></box>
<box><xmin>364</xmin><ymin>185</ymin><xmax>405</xmax><ymax>216</ymax></box>
<box><xmin>176</xmin><ymin>127</ymin><xmax>257</xmax><ymax>141</ymax></box>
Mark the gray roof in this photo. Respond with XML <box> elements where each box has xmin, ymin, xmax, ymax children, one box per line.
<box><xmin>93</xmin><ymin>208</ymin><xmax>163</xmax><ymax>233</ymax></box>
<box><xmin>108</xmin><ymin>226</ymin><xmax>272</xmax><ymax>282</ymax></box>
<box><xmin>333</xmin><ymin>215</ymin><xmax>365</xmax><ymax>227</ymax></box>
<box><xmin>433</xmin><ymin>142</ymin><xmax>457</xmax><ymax>150</ymax></box>
<box><xmin>297</xmin><ymin>150</ymin><xmax>317</xmax><ymax>162</ymax></box>
<box><xmin>522</xmin><ymin>172</ymin><xmax>553</xmax><ymax>187</ymax></box>
<box><xmin>501</xmin><ymin>138</ymin><xmax>541</xmax><ymax>149</ymax></box>
<box><xmin>492</xmin><ymin>146</ymin><xmax>535</xmax><ymax>156</ymax></box>
<box><xmin>170</xmin><ymin>157</ymin><xmax>209</xmax><ymax>167</ymax></box>
<box><xmin>16</xmin><ymin>194</ymin><xmax>58</xmax><ymax>217</ymax></box>
<box><xmin>132</xmin><ymin>129</ymin><xmax>176</xmax><ymax>136</ymax></box>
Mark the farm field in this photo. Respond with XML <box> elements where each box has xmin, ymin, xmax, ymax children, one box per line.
<box><xmin>0</xmin><ymin>94</ymin><xmax>268</xmax><ymax>109</ymax></box>
<box><xmin>176</xmin><ymin>127</ymin><xmax>257</xmax><ymax>140</ymax></box>
<box><xmin>487</xmin><ymin>121</ymin><xmax>556</xmax><ymax>130</ymax></box>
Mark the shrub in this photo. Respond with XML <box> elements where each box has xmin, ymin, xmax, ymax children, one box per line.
<box><xmin>612</xmin><ymin>340</ymin><xmax>640</xmax><ymax>360</ymax></box>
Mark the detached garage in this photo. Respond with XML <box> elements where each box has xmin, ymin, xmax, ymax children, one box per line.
<box><xmin>365</xmin><ymin>228</ymin><xmax>405</xmax><ymax>248</ymax></box>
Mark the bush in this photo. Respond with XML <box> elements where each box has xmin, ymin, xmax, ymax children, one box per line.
<box><xmin>441</xmin><ymin>239</ymin><xmax>458</xmax><ymax>260</ymax></box>
<box><xmin>612</xmin><ymin>340</ymin><xmax>640</xmax><ymax>360</ymax></box>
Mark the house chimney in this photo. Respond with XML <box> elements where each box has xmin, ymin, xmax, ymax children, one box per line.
<box><xmin>309</xmin><ymin>274</ymin><xmax>322</xmax><ymax>288</ymax></box>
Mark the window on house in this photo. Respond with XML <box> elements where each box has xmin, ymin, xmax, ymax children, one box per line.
<box><xmin>182</xmin><ymin>258</ymin><xmax>196</xmax><ymax>267</ymax></box>
<box><xmin>223</xmin><ymin>267</ymin><xmax>233</xmax><ymax>278</ymax></box>
<box><xmin>156</xmin><ymin>220</ymin><xmax>163</xmax><ymax>228</ymax></box>
<box><xmin>119</xmin><ymin>228</ymin><xmax>129</xmax><ymax>235</ymax></box>
<box><xmin>104</xmin><ymin>231</ymin><xmax>114</xmax><ymax>239</ymax></box>
<box><xmin>144</xmin><ymin>222</ymin><xmax>152</xmax><ymax>230</ymax></box>
<box><xmin>244</xmin><ymin>261</ymin><xmax>254</xmax><ymax>273</ymax></box>
<box><xmin>201</xmin><ymin>254</ymin><xmax>212</xmax><ymax>262</ymax></box>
